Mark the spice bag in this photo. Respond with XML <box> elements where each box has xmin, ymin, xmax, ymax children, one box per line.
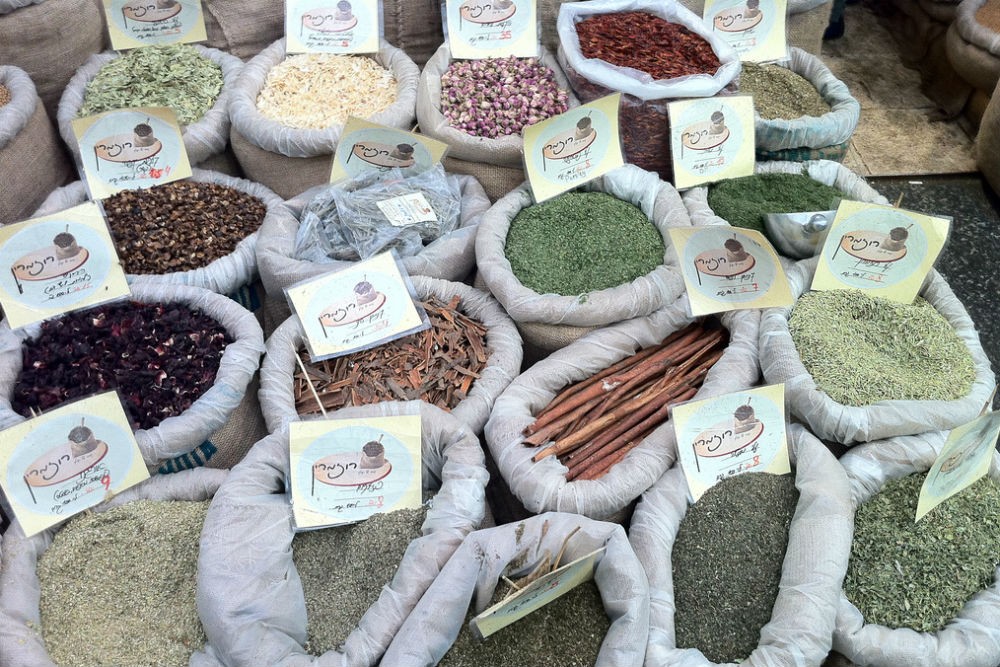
<box><xmin>946</xmin><ymin>0</ymin><xmax>1000</xmax><ymax>97</ymax></box>
<box><xmin>381</xmin><ymin>512</ymin><xmax>649</xmax><ymax>666</ymax></box>
<box><xmin>0</xmin><ymin>282</ymin><xmax>266</xmax><ymax>468</ymax></box>
<box><xmin>484</xmin><ymin>298</ymin><xmax>759</xmax><ymax>520</ymax></box>
<box><xmin>258</xmin><ymin>276</ymin><xmax>523</xmax><ymax>435</ymax></box>
<box><xmin>228</xmin><ymin>38</ymin><xmax>420</xmax><ymax>200</ymax></box>
<box><xmin>192</xmin><ymin>402</ymin><xmax>489</xmax><ymax>667</ymax></box>
<box><xmin>57</xmin><ymin>44</ymin><xmax>243</xmax><ymax>167</ymax></box>
<box><xmin>0</xmin><ymin>467</ymin><xmax>227</xmax><ymax>666</ymax></box>
<box><xmin>202</xmin><ymin>0</ymin><xmax>285</xmax><ymax>61</ymax></box>
<box><xmin>629</xmin><ymin>424</ymin><xmax>854</xmax><ymax>667</ymax></box>
<box><xmin>673</xmin><ymin>0</ymin><xmax>833</xmax><ymax>55</ymax></box>
<box><xmin>976</xmin><ymin>77</ymin><xmax>1000</xmax><ymax>196</ymax></box>
<box><xmin>382</xmin><ymin>0</ymin><xmax>444</xmax><ymax>66</ymax></box>
<box><xmin>759</xmin><ymin>256</ymin><xmax>996</xmax><ymax>444</ymax></box>
<box><xmin>833</xmin><ymin>430</ymin><xmax>1000</xmax><ymax>667</ymax></box>
<box><xmin>0</xmin><ymin>66</ymin><xmax>72</xmax><ymax>227</ymax></box>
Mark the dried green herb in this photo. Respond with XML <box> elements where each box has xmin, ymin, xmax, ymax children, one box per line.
<box><xmin>740</xmin><ymin>61</ymin><xmax>832</xmax><ymax>120</ymax></box>
<box><xmin>78</xmin><ymin>44</ymin><xmax>223</xmax><ymax>126</ymax></box>
<box><xmin>789</xmin><ymin>290</ymin><xmax>976</xmax><ymax>406</ymax></box>
<box><xmin>844</xmin><ymin>473</ymin><xmax>1000</xmax><ymax>632</ymax></box>
<box><xmin>707</xmin><ymin>172</ymin><xmax>843</xmax><ymax>235</ymax></box>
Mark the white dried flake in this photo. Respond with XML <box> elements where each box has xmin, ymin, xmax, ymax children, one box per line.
<box><xmin>256</xmin><ymin>53</ymin><xmax>397</xmax><ymax>130</ymax></box>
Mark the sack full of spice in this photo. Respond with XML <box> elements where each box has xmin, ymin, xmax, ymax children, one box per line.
<box><xmin>629</xmin><ymin>424</ymin><xmax>854</xmax><ymax>667</ymax></box>
<box><xmin>0</xmin><ymin>65</ymin><xmax>73</xmax><ymax>227</ymax></box>
<box><xmin>228</xmin><ymin>39</ymin><xmax>420</xmax><ymax>200</ymax></box>
<box><xmin>946</xmin><ymin>0</ymin><xmax>1000</xmax><ymax>98</ymax></box>
<box><xmin>0</xmin><ymin>467</ymin><xmax>227</xmax><ymax>667</ymax></box>
<box><xmin>381</xmin><ymin>511</ymin><xmax>649</xmax><ymax>667</ymax></box>
<box><xmin>192</xmin><ymin>401</ymin><xmax>489</xmax><ymax>667</ymax></box>
<box><xmin>57</xmin><ymin>43</ymin><xmax>243</xmax><ymax>167</ymax></box>
<box><xmin>977</xmin><ymin>77</ymin><xmax>1000</xmax><ymax>197</ymax></box>
<box><xmin>672</xmin><ymin>0</ymin><xmax>833</xmax><ymax>55</ymax></box>
<box><xmin>201</xmin><ymin>0</ymin><xmax>285</xmax><ymax>61</ymax></box>
<box><xmin>759</xmin><ymin>256</ymin><xmax>996</xmax><ymax>445</ymax></box>
<box><xmin>833</xmin><ymin>430</ymin><xmax>1000</xmax><ymax>667</ymax></box>
<box><xmin>0</xmin><ymin>282</ymin><xmax>265</xmax><ymax>469</ymax></box>
<box><xmin>484</xmin><ymin>297</ymin><xmax>759</xmax><ymax>520</ymax></box>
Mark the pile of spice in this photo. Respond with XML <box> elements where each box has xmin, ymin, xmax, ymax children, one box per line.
<box><xmin>293</xmin><ymin>506</ymin><xmax>427</xmax><ymax>655</ymax></box>
<box><xmin>102</xmin><ymin>180</ymin><xmax>267</xmax><ymax>274</ymax></box>
<box><xmin>38</xmin><ymin>500</ymin><xmax>210</xmax><ymax>667</ymax></box>
<box><xmin>0</xmin><ymin>83</ymin><xmax>10</xmax><ymax>108</ymax></box>
<box><xmin>789</xmin><ymin>290</ymin><xmax>976</xmax><ymax>406</ymax></box>
<box><xmin>78</xmin><ymin>44</ymin><xmax>224</xmax><ymax>125</ymax></box>
<box><xmin>976</xmin><ymin>0</ymin><xmax>1000</xmax><ymax>32</ymax></box>
<box><xmin>526</xmin><ymin>321</ymin><xmax>727</xmax><ymax>481</ymax></box>
<box><xmin>440</xmin><ymin>57</ymin><xmax>569</xmax><ymax>138</ymax></box>
<box><xmin>739</xmin><ymin>61</ymin><xmax>832</xmax><ymax>120</ymax></box>
<box><xmin>294</xmin><ymin>295</ymin><xmax>488</xmax><ymax>416</ymax></box>
<box><xmin>707</xmin><ymin>172</ymin><xmax>844</xmax><ymax>235</ymax></box>
<box><xmin>256</xmin><ymin>54</ymin><xmax>396</xmax><ymax>129</ymax></box>
<box><xmin>672</xmin><ymin>472</ymin><xmax>799</xmax><ymax>663</ymax></box>
<box><xmin>13</xmin><ymin>301</ymin><xmax>230</xmax><ymax>429</ymax></box>
<box><xmin>844</xmin><ymin>473</ymin><xmax>1000</xmax><ymax>632</ymax></box>
<box><xmin>505</xmin><ymin>191</ymin><xmax>664</xmax><ymax>295</ymax></box>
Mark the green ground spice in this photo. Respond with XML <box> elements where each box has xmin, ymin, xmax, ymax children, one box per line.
<box><xmin>844</xmin><ymin>473</ymin><xmax>1000</xmax><ymax>632</ymax></box>
<box><xmin>38</xmin><ymin>500</ymin><xmax>210</xmax><ymax>667</ymax></box>
<box><xmin>740</xmin><ymin>61</ymin><xmax>832</xmax><ymax>120</ymax></box>
<box><xmin>78</xmin><ymin>44</ymin><xmax>223</xmax><ymax>125</ymax></box>
<box><xmin>672</xmin><ymin>472</ymin><xmax>798</xmax><ymax>663</ymax></box>
<box><xmin>707</xmin><ymin>172</ymin><xmax>844</xmax><ymax>235</ymax></box>
<box><xmin>293</xmin><ymin>506</ymin><xmax>427</xmax><ymax>655</ymax></box>
<box><xmin>504</xmin><ymin>191</ymin><xmax>665</xmax><ymax>295</ymax></box>
<box><xmin>789</xmin><ymin>290</ymin><xmax>976</xmax><ymax>405</ymax></box>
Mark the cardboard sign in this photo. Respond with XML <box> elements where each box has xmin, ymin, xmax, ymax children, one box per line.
<box><xmin>285</xmin><ymin>0</ymin><xmax>380</xmax><ymax>54</ymax></box>
<box><xmin>102</xmin><ymin>0</ymin><xmax>207</xmax><ymax>49</ymax></box>
<box><xmin>668</xmin><ymin>96</ymin><xmax>756</xmax><ymax>190</ymax></box>
<box><xmin>329</xmin><ymin>117</ymin><xmax>449</xmax><ymax>183</ymax></box>
<box><xmin>704</xmin><ymin>0</ymin><xmax>788</xmax><ymax>62</ymax></box>
<box><xmin>444</xmin><ymin>0</ymin><xmax>538</xmax><ymax>59</ymax></box>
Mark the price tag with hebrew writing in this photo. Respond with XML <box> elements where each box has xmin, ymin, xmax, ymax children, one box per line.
<box><xmin>285</xmin><ymin>0</ymin><xmax>381</xmax><ymax>54</ymax></box>
<box><xmin>330</xmin><ymin>117</ymin><xmax>449</xmax><ymax>183</ymax></box>
<box><xmin>444</xmin><ymin>0</ymin><xmax>538</xmax><ymax>59</ymax></box>
<box><xmin>668</xmin><ymin>96</ymin><xmax>755</xmax><ymax>190</ymax></box>
<box><xmin>102</xmin><ymin>0</ymin><xmax>207</xmax><ymax>50</ymax></box>
<box><xmin>703</xmin><ymin>0</ymin><xmax>787</xmax><ymax>62</ymax></box>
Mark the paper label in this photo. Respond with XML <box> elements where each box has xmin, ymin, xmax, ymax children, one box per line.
<box><xmin>470</xmin><ymin>547</ymin><xmax>605</xmax><ymax>639</ymax></box>
<box><xmin>284</xmin><ymin>250</ymin><xmax>429</xmax><ymax>361</ymax></box>
<box><xmin>330</xmin><ymin>117</ymin><xmax>449</xmax><ymax>183</ymax></box>
<box><xmin>523</xmin><ymin>94</ymin><xmax>624</xmax><ymax>203</ymax></box>
<box><xmin>0</xmin><ymin>203</ymin><xmax>131</xmax><ymax>330</ymax></box>
<box><xmin>376</xmin><ymin>193</ymin><xmax>437</xmax><ymax>227</ymax></box>
<box><xmin>811</xmin><ymin>200</ymin><xmax>950</xmax><ymax>303</ymax></box>
<box><xmin>669</xmin><ymin>226</ymin><xmax>793</xmax><ymax>316</ymax></box>
<box><xmin>0</xmin><ymin>393</ymin><xmax>150</xmax><ymax>537</ymax></box>
<box><xmin>673</xmin><ymin>384</ymin><xmax>790</xmax><ymax>502</ymax></box>
<box><xmin>285</xmin><ymin>0</ymin><xmax>380</xmax><ymax>54</ymax></box>
<box><xmin>445</xmin><ymin>0</ymin><xmax>538</xmax><ymax>59</ymax></box>
<box><xmin>668</xmin><ymin>96</ymin><xmax>756</xmax><ymax>189</ymax></box>
<box><xmin>72</xmin><ymin>107</ymin><xmax>192</xmax><ymax>200</ymax></box>
<box><xmin>915</xmin><ymin>412</ymin><xmax>1000</xmax><ymax>521</ymax></box>
<box><xmin>704</xmin><ymin>0</ymin><xmax>787</xmax><ymax>62</ymax></box>
<box><xmin>102</xmin><ymin>0</ymin><xmax>207</xmax><ymax>49</ymax></box>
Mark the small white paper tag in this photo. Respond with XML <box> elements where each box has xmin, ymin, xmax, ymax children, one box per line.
<box><xmin>376</xmin><ymin>193</ymin><xmax>438</xmax><ymax>227</ymax></box>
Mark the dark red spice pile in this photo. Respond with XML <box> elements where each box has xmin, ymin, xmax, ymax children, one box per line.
<box><xmin>13</xmin><ymin>301</ymin><xmax>231</xmax><ymax>430</ymax></box>
<box><xmin>576</xmin><ymin>11</ymin><xmax>721</xmax><ymax>79</ymax></box>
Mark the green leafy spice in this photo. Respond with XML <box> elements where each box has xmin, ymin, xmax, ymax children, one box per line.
<box><xmin>740</xmin><ymin>61</ymin><xmax>832</xmax><ymax>120</ymax></box>
<box><xmin>78</xmin><ymin>44</ymin><xmax>223</xmax><ymax>126</ymax></box>
<box><xmin>505</xmin><ymin>191</ymin><xmax>665</xmax><ymax>296</ymax></box>
<box><xmin>672</xmin><ymin>472</ymin><xmax>798</xmax><ymax>663</ymax></box>
<box><xmin>845</xmin><ymin>473</ymin><xmax>1000</xmax><ymax>632</ymax></box>
<box><xmin>707</xmin><ymin>172</ymin><xmax>843</xmax><ymax>235</ymax></box>
<box><xmin>789</xmin><ymin>289</ymin><xmax>976</xmax><ymax>405</ymax></box>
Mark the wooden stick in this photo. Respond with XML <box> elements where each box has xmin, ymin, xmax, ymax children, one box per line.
<box><xmin>295</xmin><ymin>350</ymin><xmax>328</xmax><ymax>418</ymax></box>
<box><xmin>522</xmin><ymin>392</ymin><xmax>607</xmax><ymax>446</ymax></box>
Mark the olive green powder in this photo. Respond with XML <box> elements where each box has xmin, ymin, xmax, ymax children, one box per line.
<box><xmin>504</xmin><ymin>191</ymin><xmax>665</xmax><ymax>296</ymax></box>
<box><xmin>707</xmin><ymin>172</ymin><xmax>844</xmax><ymax>236</ymax></box>
<box><xmin>789</xmin><ymin>290</ymin><xmax>976</xmax><ymax>406</ymax></box>
<box><xmin>845</xmin><ymin>473</ymin><xmax>1000</xmax><ymax>632</ymax></box>
<box><xmin>740</xmin><ymin>61</ymin><xmax>832</xmax><ymax>120</ymax></box>
<box><xmin>672</xmin><ymin>472</ymin><xmax>799</xmax><ymax>663</ymax></box>
<box><xmin>78</xmin><ymin>44</ymin><xmax>224</xmax><ymax>126</ymax></box>
<box><xmin>38</xmin><ymin>499</ymin><xmax>210</xmax><ymax>667</ymax></box>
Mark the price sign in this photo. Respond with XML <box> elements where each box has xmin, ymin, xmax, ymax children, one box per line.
<box><xmin>329</xmin><ymin>117</ymin><xmax>449</xmax><ymax>183</ymax></box>
<box><xmin>444</xmin><ymin>0</ymin><xmax>538</xmax><ymax>59</ymax></box>
<box><xmin>102</xmin><ymin>0</ymin><xmax>207</xmax><ymax>49</ymax></box>
<box><xmin>704</xmin><ymin>0</ymin><xmax>787</xmax><ymax>62</ymax></box>
<box><xmin>668</xmin><ymin>96</ymin><xmax>755</xmax><ymax>190</ymax></box>
<box><xmin>285</xmin><ymin>0</ymin><xmax>381</xmax><ymax>54</ymax></box>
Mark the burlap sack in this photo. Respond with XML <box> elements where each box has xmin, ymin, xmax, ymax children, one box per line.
<box><xmin>228</xmin><ymin>38</ymin><xmax>420</xmax><ymax>199</ymax></box>
<box><xmin>629</xmin><ymin>424</ymin><xmax>854</xmax><ymax>667</ymax></box>
<box><xmin>0</xmin><ymin>282</ymin><xmax>265</xmax><ymax>468</ymax></box>
<box><xmin>441</xmin><ymin>155</ymin><xmax>525</xmax><ymax>203</ymax></box>
<box><xmin>759</xmin><ymin>256</ymin><xmax>996</xmax><ymax>444</ymax></box>
<box><xmin>975</xmin><ymin>77</ymin><xmax>1000</xmax><ymax>195</ymax></box>
<box><xmin>0</xmin><ymin>66</ymin><xmax>72</xmax><ymax>227</ymax></box>
<box><xmin>57</xmin><ymin>44</ymin><xmax>243</xmax><ymax>167</ymax></box>
<box><xmin>383</xmin><ymin>0</ymin><xmax>443</xmax><ymax>66</ymax></box>
<box><xmin>920</xmin><ymin>0</ymin><xmax>962</xmax><ymax>23</ymax></box>
<box><xmin>0</xmin><ymin>468</ymin><xmax>227</xmax><ymax>667</ymax></box>
<box><xmin>946</xmin><ymin>0</ymin><xmax>1000</xmax><ymax>95</ymax></box>
<box><xmin>833</xmin><ymin>430</ymin><xmax>1000</xmax><ymax>667</ymax></box>
<box><xmin>674</xmin><ymin>0</ymin><xmax>833</xmax><ymax>55</ymax></box>
<box><xmin>202</xmin><ymin>0</ymin><xmax>285</xmax><ymax>61</ymax></box>
<box><xmin>192</xmin><ymin>402</ymin><xmax>489</xmax><ymax>667</ymax></box>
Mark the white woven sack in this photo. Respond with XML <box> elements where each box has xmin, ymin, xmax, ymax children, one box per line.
<box><xmin>192</xmin><ymin>401</ymin><xmax>489</xmax><ymax>667</ymax></box>
<box><xmin>484</xmin><ymin>297</ymin><xmax>759</xmax><ymax>519</ymax></box>
<box><xmin>475</xmin><ymin>164</ymin><xmax>689</xmax><ymax>327</ymax></box>
<box><xmin>258</xmin><ymin>276</ymin><xmax>523</xmax><ymax>435</ymax></box>
<box><xmin>675</xmin><ymin>0</ymin><xmax>829</xmax><ymax>14</ymax></box>
<box><xmin>0</xmin><ymin>0</ymin><xmax>39</xmax><ymax>10</ymax></box>
<box><xmin>57</xmin><ymin>44</ymin><xmax>243</xmax><ymax>167</ymax></box>
<box><xmin>0</xmin><ymin>282</ymin><xmax>265</xmax><ymax>467</ymax></box>
<box><xmin>759</xmin><ymin>256</ymin><xmax>996</xmax><ymax>444</ymax></box>
<box><xmin>629</xmin><ymin>424</ymin><xmax>854</xmax><ymax>667</ymax></box>
<box><xmin>381</xmin><ymin>511</ymin><xmax>650</xmax><ymax>667</ymax></box>
<box><xmin>0</xmin><ymin>64</ymin><xmax>35</xmax><ymax>149</ymax></box>
<box><xmin>0</xmin><ymin>467</ymin><xmax>227</xmax><ymax>667</ymax></box>
<box><xmin>956</xmin><ymin>0</ymin><xmax>1000</xmax><ymax>54</ymax></box>
<box><xmin>834</xmin><ymin>430</ymin><xmax>1000</xmax><ymax>667</ymax></box>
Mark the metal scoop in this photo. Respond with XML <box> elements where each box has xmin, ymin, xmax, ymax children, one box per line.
<box><xmin>763</xmin><ymin>210</ymin><xmax>836</xmax><ymax>259</ymax></box>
